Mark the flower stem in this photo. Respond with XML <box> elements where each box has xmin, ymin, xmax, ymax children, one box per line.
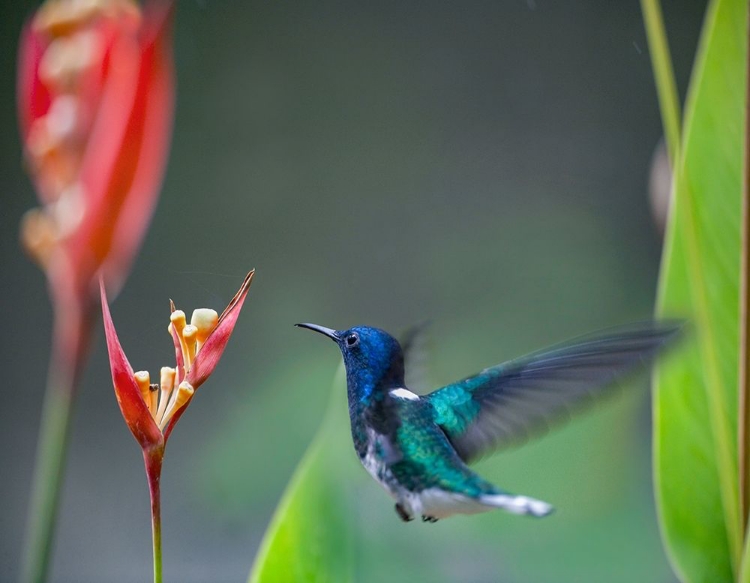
<box><xmin>21</xmin><ymin>307</ymin><xmax>91</xmax><ymax>583</ymax></box>
<box><xmin>21</xmin><ymin>376</ymin><xmax>75</xmax><ymax>583</ymax></box>
<box><xmin>144</xmin><ymin>447</ymin><xmax>164</xmax><ymax>583</ymax></box>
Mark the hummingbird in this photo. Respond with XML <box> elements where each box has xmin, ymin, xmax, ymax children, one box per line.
<box><xmin>296</xmin><ymin>321</ymin><xmax>681</xmax><ymax>523</ymax></box>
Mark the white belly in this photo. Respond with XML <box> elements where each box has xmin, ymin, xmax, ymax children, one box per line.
<box><xmin>402</xmin><ymin>488</ymin><xmax>491</xmax><ymax>519</ymax></box>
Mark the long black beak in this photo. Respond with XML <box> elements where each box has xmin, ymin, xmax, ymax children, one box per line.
<box><xmin>295</xmin><ymin>323</ymin><xmax>339</xmax><ymax>341</ymax></box>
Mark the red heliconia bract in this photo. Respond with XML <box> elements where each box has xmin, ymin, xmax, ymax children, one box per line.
<box><xmin>100</xmin><ymin>270</ymin><xmax>255</xmax><ymax>447</ymax></box>
<box><xmin>18</xmin><ymin>0</ymin><xmax>175</xmax><ymax>330</ymax></box>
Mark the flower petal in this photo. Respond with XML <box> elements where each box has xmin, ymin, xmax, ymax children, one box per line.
<box><xmin>187</xmin><ymin>270</ymin><xmax>255</xmax><ymax>389</ymax></box>
<box><xmin>163</xmin><ymin>271</ymin><xmax>254</xmax><ymax>440</ymax></box>
<box><xmin>17</xmin><ymin>21</ymin><xmax>53</xmax><ymax>203</ymax></box>
<box><xmin>99</xmin><ymin>0</ymin><xmax>176</xmax><ymax>294</ymax></box>
<box><xmin>70</xmin><ymin>0</ymin><xmax>175</xmax><ymax>296</ymax></box>
<box><xmin>169</xmin><ymin>299</ymin><xmax>186</xmax><ymax>384</ymax></box>
<box><xmin>100</xmin><ymin>277</ymin><xmax>162</xmax><ymax>448</ymax></box>
<box><xmin>17</xmin><ymin>22</ymin><xmax>51</xmax><ymax>143</ymax></box>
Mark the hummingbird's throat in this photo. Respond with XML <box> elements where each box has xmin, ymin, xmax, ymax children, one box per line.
<box><xmin>132</xmin><ymin>305</ymin><xmax>219</xmax><ymax>432</ymax></box>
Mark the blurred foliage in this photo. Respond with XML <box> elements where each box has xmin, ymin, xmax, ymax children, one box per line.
<box><xmin>652</xmin><ymin>0</ymin><xmax>747</xmax><ymax>581</ymax></box>
<box><xmin>249</xmin><ymin>366</ymin><xmax>354</xmax><ymax>583</ymax></box>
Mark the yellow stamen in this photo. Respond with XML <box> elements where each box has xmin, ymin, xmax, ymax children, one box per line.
<box><xmin>182</xmin><ymin>324</ymin><xmax>197</xmax><ymax>368</ymax></box>
<box><xmin>39</xmin><ymin>31</ymin><xmax>99</xmax><ymax>91</ymax></box>
<box><xmin>134</xmin><ymin>370</ymin><xmax>152</xmax><ymax>413</ymax></box>
<box><xmin>20</xmin><ymin>208</ymin><xmax>57</xmax><ymax>268</ymax></box>
<box><xmin>149</xmin><ymin>383</ymin><xmax>159</xmax><ymax>414</ymax></box>
<box><xmin>25</xmin><ymin>117</ymin><xmax>80</xmax><ymax>199</ymax></box>
<box><xmin>190</xmin><ymin>308</ymin><xmax>218</xmax><ymax>353</ymax></box>
<box><xmin>170</xmin><ymin>309</ymin><xmax>186</xmax><ymax>333</ymax></box>
<box><xmin>27</xmin><ymin>119</ymin><xmax>55</xmax><ymax>161</ymax></box>
<box><xmin>34</xmin><ymin>0</ymin><xmax>104</xmax><ymax>37</ymax></box>
<box><xmin>170</xmin><ymin>309</ymin><xmax>189</xmax><ymax>368</ymax></box>
<box><xmin>34</xmin><ymin>0</ymin><xmax>141</xmax><ymax>37</ymax></box>
<box><xmin>159</xmin><ymin>381</ymin><xmax>194</xmax><ymax>430</ymax></box>
<box><xmin>46</xmin><ymin>95</ymin><xmax>80</xmax><ymax>145</ymax></box>
<box><xmin>156</xmin><ymin>367</ymin><xmax>175</xmax><ymax>423</ymax></box>
<box><xmin>51</xmin><ymin>183</ymin><xmax>85</xmax><ymax>238</ymax></box>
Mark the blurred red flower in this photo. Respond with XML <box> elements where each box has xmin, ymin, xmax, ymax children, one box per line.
<box><xmin>18</xmin><ymin>0</ymin><xmax>175</xmax><ymax>366</ymax></box>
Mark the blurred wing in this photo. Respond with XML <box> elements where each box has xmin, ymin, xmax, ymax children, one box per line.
<box><xmin>427</xmin><ymin>321</ymin><xmax>683</xmax><ymax>463</ymax></box>
<box><xmin>400</xmin><ymin>321</ymin><xmax>432</xmax><ymax>395</ymax></box>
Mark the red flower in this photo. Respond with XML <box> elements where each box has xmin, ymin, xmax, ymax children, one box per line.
<box><xmin>101</xmin><ymin>271</ymin><xmax>255</xmax><ymax>449</ymax></box>
<box><xmin>100</xmin><ymin>271</ymin><xmax>253</xmax><ymax>581</ymax></box>
<box><xmin>18</xmin><ymin>0</ymin><xmax>175</xmax><ymax>338</ymax></box>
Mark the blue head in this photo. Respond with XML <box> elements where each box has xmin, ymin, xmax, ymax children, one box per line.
<box><xmin>296</xmin><ymin>323</ymin><xmax>405</xmax><ymax>404</ymax></box>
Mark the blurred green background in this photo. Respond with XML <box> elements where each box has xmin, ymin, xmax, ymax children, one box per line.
<box><xmin>0</xmin><ymin>1</ymin><xmax>705</xmax><ymax>581</ymax></box>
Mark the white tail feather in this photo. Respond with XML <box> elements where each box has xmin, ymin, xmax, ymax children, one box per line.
<box><xmin>480</xmin><ymin>494</ymin><xmax>554</xmax><ymax>517</ymax></box>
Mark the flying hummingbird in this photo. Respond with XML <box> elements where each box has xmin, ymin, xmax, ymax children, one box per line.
<box><xmin>296</xmin><ymin>321</ymin><xmax>680</xmax><ymax>523</ymax></box>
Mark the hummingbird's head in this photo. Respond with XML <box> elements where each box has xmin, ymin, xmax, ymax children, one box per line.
<box><xmin>295</xmin><ymin>323</ymin><xmax>405</xmax><ymax>400</ymax></box>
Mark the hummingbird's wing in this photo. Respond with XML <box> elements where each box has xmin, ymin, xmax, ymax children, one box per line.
<box><xmin>401</xmin><ymin>321</ymin><xmax>432</xmax><ymax>395</ymax></box>
<box><xmin>426</xmin><ymin>321</ymin><xmax>682</xmax><ymax>463</ymax></box>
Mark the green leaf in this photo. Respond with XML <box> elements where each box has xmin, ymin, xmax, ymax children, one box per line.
<box><xmin>248</xmin><ymin>366</ymin><xmax>354</xmax><ymax>583</ymax></box>
<box><xmin>653</xmin><ymin>0</ymin><xmax>747</xmax><ymax>581</ymax></box>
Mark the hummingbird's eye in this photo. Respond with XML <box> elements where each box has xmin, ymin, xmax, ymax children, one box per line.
<box><xmin>346</xmin><ymin>333</ymin><xmax>359</xmax><ymax>347</ymax></box>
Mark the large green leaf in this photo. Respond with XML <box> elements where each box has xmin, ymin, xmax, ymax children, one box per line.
<box><xmin>653</xmin><ymin>0</ymin><xmax>747</xmax><ymax>581</ymax></box>
<box><xmin>248</xmin><ymin>366</ymin><xmax>354</xmax><ymax>583</ymax></box>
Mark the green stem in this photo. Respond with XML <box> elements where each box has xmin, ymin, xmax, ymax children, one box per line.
<box><xmin>21</xmin><ymin>308</ymin><xmax>91</xmax><ymax>583</ymax></box>
<box><xmin>144</xmin><ymin>447</ymin><xmax>164</xmax><ymax>583</ymax></box>
<box><xmin>640</xmin><ymin>0</ymin><xmax>682</xmax><ymax>165</ymax></box>
<box><xmin>21</xmin><ymin>377</ymin><xmax>75</xmax><ymax>583</ymax></box>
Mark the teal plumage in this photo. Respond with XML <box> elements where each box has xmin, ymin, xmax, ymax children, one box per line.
<box><xmin>390</xmin><ymin>398</ymin><xmax>494</xmax><ymax>497</ymax></box>
<box><xmin>297</xmin><ymin>321</ymin><xmax>681</xmax><ymax>522</ymax></box>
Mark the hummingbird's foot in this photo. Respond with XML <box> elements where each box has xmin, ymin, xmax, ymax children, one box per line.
<box><xmin>395</xmin><ymin>503</ymin><xmax>413</xmax><ymax>522</ymax></box>
<box><xmin>421</xmin><ymin>515</ymin><xmax>439</xmax><ymax>523</ymax></box>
